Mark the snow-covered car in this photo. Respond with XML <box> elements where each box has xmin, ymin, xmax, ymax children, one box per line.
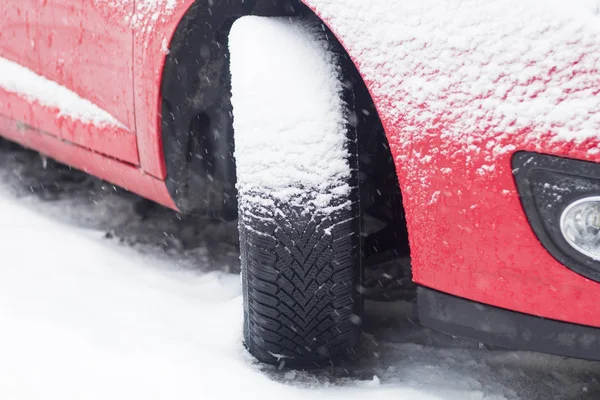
<box><xmin>1</xmin><ymin>0</ymin><xmax>600</xmax><ymax>366</ymax></box>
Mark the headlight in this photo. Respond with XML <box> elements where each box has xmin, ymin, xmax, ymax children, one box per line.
<box><xmin>513</xmin><ymin>151</ymin><xmax>600</xmax><ymax>283</ymax></box>
<box><xmin>560</xmin><ymin>197</ymin><xmax>600</xmax><ymax>261</ymax></box>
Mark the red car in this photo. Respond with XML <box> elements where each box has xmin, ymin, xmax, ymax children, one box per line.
<box><xmin>1</xmin><ymin>0</ymin><xmax>600</xmax><ymax>366</ymax></box>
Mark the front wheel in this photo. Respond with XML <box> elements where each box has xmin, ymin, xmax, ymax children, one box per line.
<box><xmin>229</xmin><ymin>16</ymin><xmax>362</xmax><ymax>367</ymax></box>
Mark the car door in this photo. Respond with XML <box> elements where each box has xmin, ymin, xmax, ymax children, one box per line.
<box><xmin>34</xmin><ymin>0</ymin><xmax>138</xmax><ymax>164</ymax></box>
<box><xmin>0</xmin><ymin>2</ymin><xmax>38</xmax><ymax>71</ymax></box>
<box><xmin>0</xmin><ymin>1</ymin><xmax>40</xmax><ymax>125</ymax></box>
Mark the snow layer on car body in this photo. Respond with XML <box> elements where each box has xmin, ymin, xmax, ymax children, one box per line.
<box><xmin>228</xmin><ymin>17</ymin><xmax>352</xmax><ymax>214</ymax></box>
<box><xmin>304</xmin><ymin>0</ymin><xmax>600</xmax><ymax>160</ymax></box>
<box><xmin>0</xmin><ymin>57</ymin><xmax>125</xmax><ymax>128</ymax></box>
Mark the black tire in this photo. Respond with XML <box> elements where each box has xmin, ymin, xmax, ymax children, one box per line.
<box><xmin>240</xmin><ymin>193</ymin><xmax>361</xmax><ymax>366</ymax></box>
<box><xmin>231</xmin><ymin>18</ymin><xmax>362</xmax><ymax>367</ymax></box>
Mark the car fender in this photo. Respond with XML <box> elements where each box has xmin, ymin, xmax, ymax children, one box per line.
<box><xmin>304</xmin><ymin>0</ymin><xmax>600</xmax><ymax>326</ymax></box>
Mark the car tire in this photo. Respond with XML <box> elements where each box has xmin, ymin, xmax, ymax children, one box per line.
<box><xmin>229</xmin><ymin>17</ymin><xmax>362</xmax><ymax>367</ymax></box>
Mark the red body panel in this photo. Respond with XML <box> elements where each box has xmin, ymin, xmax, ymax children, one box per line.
<box><xmin>0</xmin><ymin>0</ymin><xmax>138</xmax><ymax>165</ymax></box>
<box><xmin>0</xmin><ymin>0</ymin><xmax>599</xmax><ymax>331</ymax></box>
<box><xmin>0</xmin><ymin>114</ymin><xmax>175</xmax><ymax>210</ymax></box>
<box><xmin>0</xmin><ymin>2</ymin><xmax>37</xmax><ymax>73</ymax></box>
<box><xmin>35</xmin><ymin>0</ymin><xmax>135</xmax><ymax>130</ymax></box>
<box><xmin>0</xmin><ymin>89</ymin><xmax>138</xmax><ymax>164</ymax></box>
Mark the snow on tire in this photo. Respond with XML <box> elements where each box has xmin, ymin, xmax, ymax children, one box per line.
<box><xmin>229</xmin><ymin>16</ymin><xmax>361</xmax><ymax>366</ymax></box>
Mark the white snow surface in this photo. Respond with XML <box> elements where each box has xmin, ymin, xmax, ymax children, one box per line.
<box><xmin>229</xmin><ymin>17</ymin><xmax>351</xmax><ymax>208</ymax></box>
<box><xmin>304</xmin><ymin>0</ymin><xmax>600</xmax><ymax>148</ymax></box>
<box><xmin>0</xmin><ymin>183</ymin><xmax>494</xmax><ymax>400</ymax></box>
<box><xmin>0</xmin><ymin>56</ymin><xmax>125</xmax><ymax>128</ymax></box>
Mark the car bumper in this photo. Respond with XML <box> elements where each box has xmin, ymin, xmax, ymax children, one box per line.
<box><xmin>418</xmin><ymin>286</ymin><xmax>600</xmax><ymax>361</ymax></box>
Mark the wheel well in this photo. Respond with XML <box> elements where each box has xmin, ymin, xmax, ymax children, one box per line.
<box><xmin>161</xmin><ymin>0</ymin><xmax>312</xmax><ymax>219</ymax></box>
<box><xmin>344</xmin><ymin>46</ymin><xmax>413</xmax><ymax>297</ymax></box>
<box><xmin>160</xmin><ymin>0</ymin><xmax>411</xmax><ymax>272</ymax></box>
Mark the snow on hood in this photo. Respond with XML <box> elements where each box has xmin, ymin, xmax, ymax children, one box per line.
<box><xmin>305</xmin><ymin>0</ymin><xmax>600</xmax><ymax>151</ymax></box>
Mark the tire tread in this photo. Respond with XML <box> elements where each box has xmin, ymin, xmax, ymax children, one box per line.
<box><xmin>241</xmin><ymin>199</ymin><xmax>360</xmax><ymax>366</ymax></box>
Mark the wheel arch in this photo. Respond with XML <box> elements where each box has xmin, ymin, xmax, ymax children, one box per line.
<box><xmin>154</xmin><ymin>0</ymin><xmax>409</xmax><ymax>238</ymax></box>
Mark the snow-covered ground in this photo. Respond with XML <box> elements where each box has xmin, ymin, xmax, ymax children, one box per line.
<box><xmin>0</xmin><ymin>140</ymin><xmax>599</xmax><ymax>399</ymax></box>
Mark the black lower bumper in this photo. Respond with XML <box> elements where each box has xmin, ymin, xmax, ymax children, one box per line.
<box><xmin>418</xmin><ymin>287</ymin><xmax>600</xmax><ymax>361</ymax></box>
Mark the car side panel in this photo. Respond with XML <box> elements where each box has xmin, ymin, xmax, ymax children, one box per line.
<box><xmin>31</xmin><ymin>0</ymin><xmax>138</xmax><ymax>164</ymax></box>
<box><xmin>0</xmin><ymin>1</ymin><xmax>37</xmax><ymax>73</ymax></box>
<box><xmin>0</xmin><ymin>89</ymin><xmax>139</xmax><ymax>164</ymax></box>
<box><xmin>0</xmin><ymin>113</ymin><xmax>176</xmax><ymax>210</ymax></box>
<box><xmin>35</xmin><ymin>1</ymin><xmax>135</xmax><ymax>129</ymax></box>
<box><xmin>0</xmin><ymin>1</ymin><xmax>139</xmax><ymax>165</ymax></box>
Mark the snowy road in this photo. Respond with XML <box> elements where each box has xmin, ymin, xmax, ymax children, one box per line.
<box><xmin>0</xmin><ymin>140</ymin><xmax>598</xmax><ymax>400</ymax></box>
